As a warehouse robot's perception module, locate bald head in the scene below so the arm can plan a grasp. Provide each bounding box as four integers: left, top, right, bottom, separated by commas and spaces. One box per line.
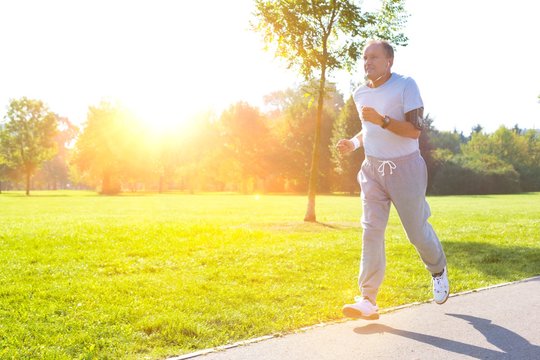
363, 40, 394, 86
364, 40, 394, 60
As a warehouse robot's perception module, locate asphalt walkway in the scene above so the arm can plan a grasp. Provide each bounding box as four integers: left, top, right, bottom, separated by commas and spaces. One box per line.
172, 276, 540, 360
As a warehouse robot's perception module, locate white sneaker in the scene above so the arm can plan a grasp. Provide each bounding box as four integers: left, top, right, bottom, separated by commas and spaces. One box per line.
432, 267, 450, 304
342, 296, 379, 320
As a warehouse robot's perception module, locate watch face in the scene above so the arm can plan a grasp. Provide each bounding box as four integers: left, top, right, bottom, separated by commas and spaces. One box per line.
382, 116, 390, 128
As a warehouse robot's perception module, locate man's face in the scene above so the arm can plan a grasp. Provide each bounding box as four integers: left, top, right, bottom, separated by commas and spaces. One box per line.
363, 43, 392, 81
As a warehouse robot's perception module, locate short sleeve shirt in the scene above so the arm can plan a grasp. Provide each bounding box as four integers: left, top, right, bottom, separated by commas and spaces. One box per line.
353, 73, 423, 159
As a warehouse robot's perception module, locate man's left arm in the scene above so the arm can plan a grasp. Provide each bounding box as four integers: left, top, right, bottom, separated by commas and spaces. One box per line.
361, 106, 424, 139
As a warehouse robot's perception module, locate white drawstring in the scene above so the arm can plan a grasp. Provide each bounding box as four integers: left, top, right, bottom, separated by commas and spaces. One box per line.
377, 160, 396, 176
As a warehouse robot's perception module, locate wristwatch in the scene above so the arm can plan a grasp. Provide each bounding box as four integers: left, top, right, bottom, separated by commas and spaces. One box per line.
381, 115, 391, 129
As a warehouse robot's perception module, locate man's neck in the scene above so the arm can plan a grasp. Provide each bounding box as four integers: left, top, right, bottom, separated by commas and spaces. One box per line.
368, 72, 392, 88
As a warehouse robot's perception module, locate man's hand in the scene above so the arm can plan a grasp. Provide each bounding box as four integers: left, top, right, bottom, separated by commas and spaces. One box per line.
336, 139, 355, 156
361, 106, 384, 126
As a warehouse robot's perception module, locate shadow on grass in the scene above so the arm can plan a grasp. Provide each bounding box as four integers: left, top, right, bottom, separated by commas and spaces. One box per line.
315, 221, 345, 229
428, 192, 540, 199
354, 312, 540, 359
443, 241, 540, 279
0, 191, 96, 198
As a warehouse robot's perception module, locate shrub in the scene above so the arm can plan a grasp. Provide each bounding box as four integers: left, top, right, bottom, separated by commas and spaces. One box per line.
430, 153, 520, 195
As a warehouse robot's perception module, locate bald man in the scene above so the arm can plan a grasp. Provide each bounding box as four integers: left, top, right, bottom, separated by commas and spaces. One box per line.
337, 40, 449, 320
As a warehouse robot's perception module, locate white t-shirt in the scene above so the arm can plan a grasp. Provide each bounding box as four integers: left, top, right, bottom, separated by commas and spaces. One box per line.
353, 73, 423, 159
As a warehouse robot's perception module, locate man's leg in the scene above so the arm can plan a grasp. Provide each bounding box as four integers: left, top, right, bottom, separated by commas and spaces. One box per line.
358, 161, 391, 303
388, 154, 446, 274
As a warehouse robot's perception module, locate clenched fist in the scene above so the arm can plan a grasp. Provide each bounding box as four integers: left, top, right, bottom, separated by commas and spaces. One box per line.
336, 139, 355, 156
361, 106, 384, 125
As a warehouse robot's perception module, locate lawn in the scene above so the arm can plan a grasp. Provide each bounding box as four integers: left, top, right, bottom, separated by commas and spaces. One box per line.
0, 191, 539, 359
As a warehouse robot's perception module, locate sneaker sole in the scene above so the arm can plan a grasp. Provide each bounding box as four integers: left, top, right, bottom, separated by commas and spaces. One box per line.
435, 291, 450, 305
342, 306, 379, 320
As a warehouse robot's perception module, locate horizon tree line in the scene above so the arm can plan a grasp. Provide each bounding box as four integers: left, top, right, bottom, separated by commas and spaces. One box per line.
1, 87, 539, 197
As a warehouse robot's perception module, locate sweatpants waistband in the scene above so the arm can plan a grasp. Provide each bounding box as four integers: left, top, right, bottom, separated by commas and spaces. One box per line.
365, 150, 421, 164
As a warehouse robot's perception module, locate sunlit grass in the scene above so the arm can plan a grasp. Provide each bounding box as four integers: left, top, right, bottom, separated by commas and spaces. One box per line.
0, 191, 539, 359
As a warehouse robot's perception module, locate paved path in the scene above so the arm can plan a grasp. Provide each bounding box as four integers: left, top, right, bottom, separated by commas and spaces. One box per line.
173, 277, 540, 360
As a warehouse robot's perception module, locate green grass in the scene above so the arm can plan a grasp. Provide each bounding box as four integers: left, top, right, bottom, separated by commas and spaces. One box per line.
0, 191, 539, 359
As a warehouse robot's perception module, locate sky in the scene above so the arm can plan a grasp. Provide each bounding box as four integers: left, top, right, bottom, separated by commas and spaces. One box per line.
1, 0, 539, 134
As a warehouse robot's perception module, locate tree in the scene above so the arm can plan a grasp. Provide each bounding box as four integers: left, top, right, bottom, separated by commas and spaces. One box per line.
254, 0, 408, 222
34, 117, 79, 190
219, 102, 274, 193
428, 129, 463, 154
521, 129, 540, 191
0, 98, 58, 195
264, 82, 343, 193
0, 156, 9, 193
463, 126, 539, 191
175, 111, 222, 193
417, 114, 438, 192
330, 96, 363, 194
430, 152, 520, 195
150, 131, 181, 193
72, 101, 146, 195
264, 88, 315, 192
471, 124, 484, 135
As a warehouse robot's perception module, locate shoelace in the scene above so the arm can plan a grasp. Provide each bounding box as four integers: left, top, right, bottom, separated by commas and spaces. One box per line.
432, 272, 446, 293
354, 296, 365, 302
354, 296, 377, 307
377, 160, 396, 176
433, 277, 444, 293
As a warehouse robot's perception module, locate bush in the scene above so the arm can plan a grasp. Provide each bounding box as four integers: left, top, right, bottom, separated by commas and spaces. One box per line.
430, 153, 521, 195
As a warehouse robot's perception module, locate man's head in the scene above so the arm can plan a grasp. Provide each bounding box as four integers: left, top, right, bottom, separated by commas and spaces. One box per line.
363, 40, 394, 82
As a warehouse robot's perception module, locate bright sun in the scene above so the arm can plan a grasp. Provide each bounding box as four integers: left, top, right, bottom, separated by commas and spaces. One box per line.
122, 84, 209, 134
129, 100, 190, 132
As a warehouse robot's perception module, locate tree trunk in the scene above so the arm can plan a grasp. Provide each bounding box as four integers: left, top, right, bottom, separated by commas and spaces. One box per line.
101, 170, 120, 195
159, 175, 164, 193
25, 171, 30, 196
304, 64, 327, 222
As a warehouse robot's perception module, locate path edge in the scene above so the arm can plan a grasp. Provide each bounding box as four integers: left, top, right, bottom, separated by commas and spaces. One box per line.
167, 275, 540, 360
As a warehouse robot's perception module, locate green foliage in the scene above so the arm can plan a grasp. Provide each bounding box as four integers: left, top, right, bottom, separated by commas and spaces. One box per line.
417, 114, 437, 191
430, 153, 520, 195
253, 0, 407, 79
176, 112, 223, 193
520, 129, 540, 190
371, 0, 409, 45
254, 0, 408, 221
462, 126, 540, 191
0, 163, 11, 193
34, 117, 79, 190
428, 129, 463, 154
264, 87, 316, 190
0, 97, 58, 195
265, 82, 343, 192
72, 102, 150, 195
427, 124, 540, 195
219, 102, 273, 192
0, 192, 539, 358
330, 96, 363, 193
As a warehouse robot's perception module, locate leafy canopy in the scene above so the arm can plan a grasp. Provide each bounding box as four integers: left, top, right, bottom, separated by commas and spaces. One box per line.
254, 0, 408, 79
0, 97, 57, 172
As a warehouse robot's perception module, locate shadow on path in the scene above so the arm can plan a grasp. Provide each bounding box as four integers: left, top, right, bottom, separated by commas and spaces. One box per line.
354, 314, 540, 359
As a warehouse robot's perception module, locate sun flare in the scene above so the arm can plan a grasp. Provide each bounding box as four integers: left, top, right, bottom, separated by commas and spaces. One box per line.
123, 93, 201, 134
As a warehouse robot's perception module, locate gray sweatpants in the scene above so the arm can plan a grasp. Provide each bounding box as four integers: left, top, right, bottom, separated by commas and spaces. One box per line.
357, 150, 446, 302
